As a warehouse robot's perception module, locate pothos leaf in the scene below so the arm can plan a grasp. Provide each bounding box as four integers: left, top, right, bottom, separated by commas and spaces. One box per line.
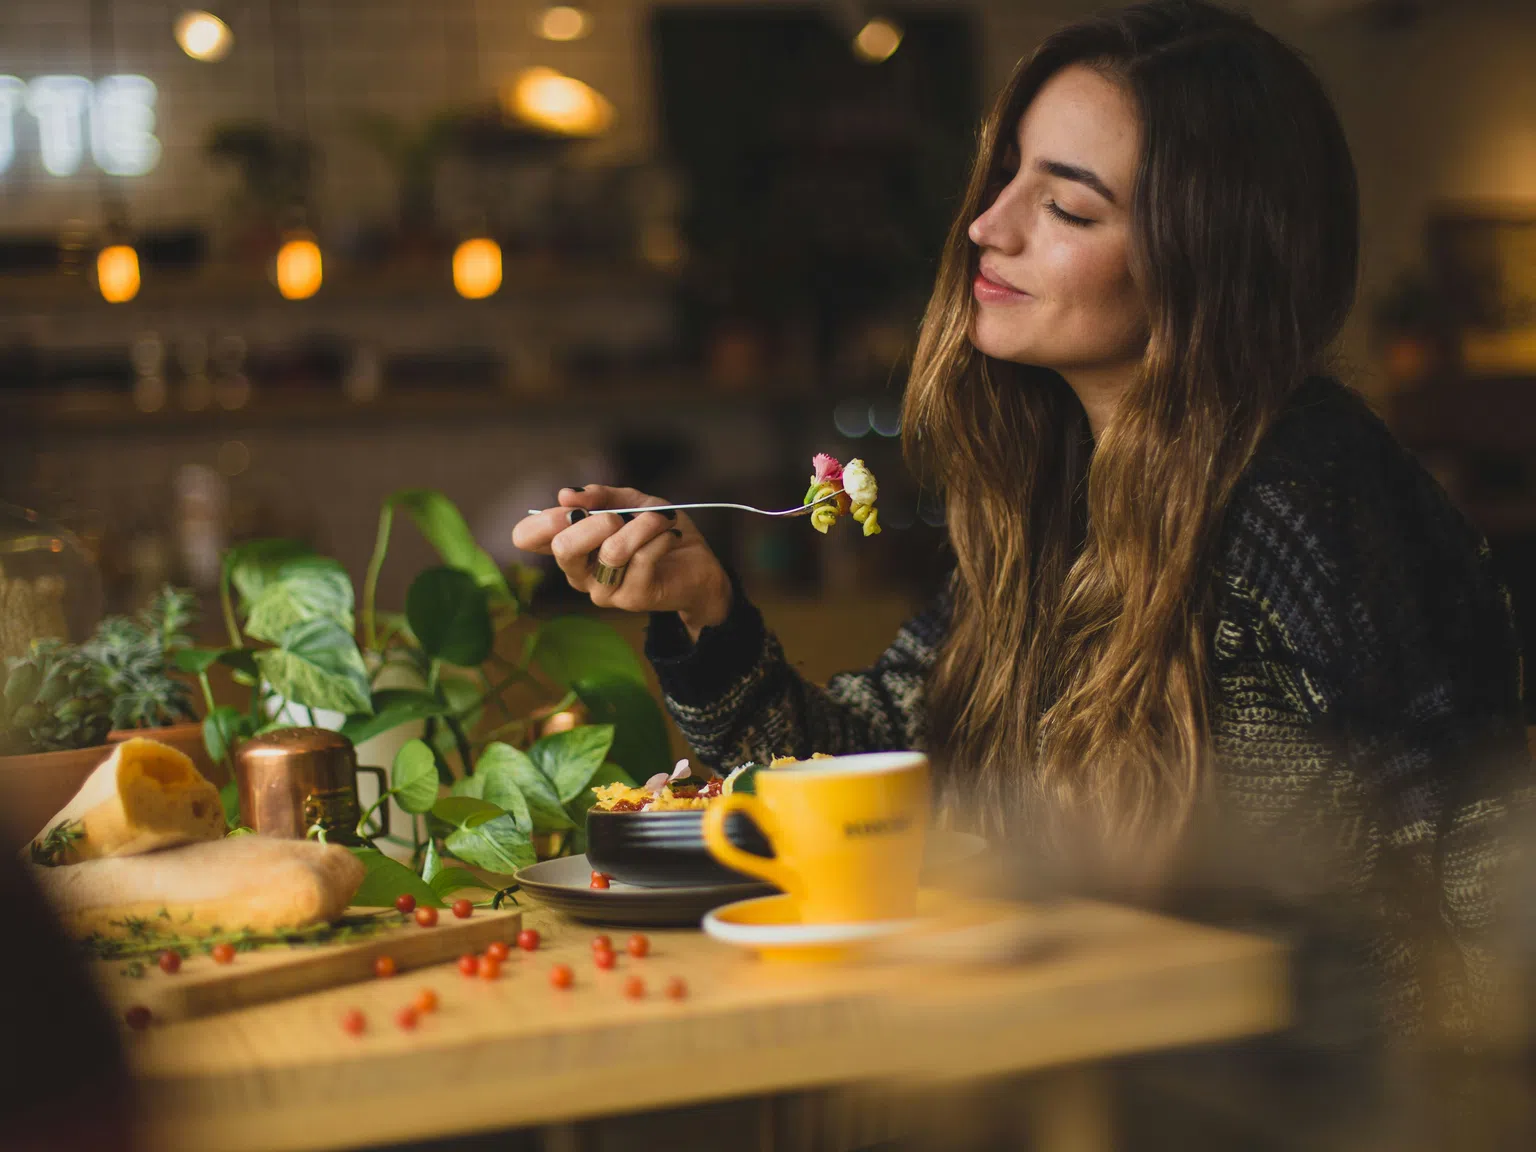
531, 617, 646, 688
431, 795, 504, 827
386, 488, 513, 606
421, 837, 443, 885
348, 848, 443, 908
243, 557, 356, 642
530, 724, 616, 805
445, 817, 534, 876
254, 618, 372, 714
429, 867, 490, 899
405, 567, 493, 667
339, 689, 448, 748
477, 742, 572, 832
391, 739, 439, 815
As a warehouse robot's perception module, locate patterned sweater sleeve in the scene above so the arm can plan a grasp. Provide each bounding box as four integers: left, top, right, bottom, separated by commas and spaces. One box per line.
1216, 414, 1529, 1037
643, 572, 951, 772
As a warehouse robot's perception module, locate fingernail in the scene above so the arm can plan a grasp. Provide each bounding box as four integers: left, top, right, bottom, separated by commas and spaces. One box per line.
564, 485, 587, 492
669, 528, 683, 539
567, 509, 588, 524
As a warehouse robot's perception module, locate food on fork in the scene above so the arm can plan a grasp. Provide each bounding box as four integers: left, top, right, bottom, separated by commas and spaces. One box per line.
804, 455, 880, 536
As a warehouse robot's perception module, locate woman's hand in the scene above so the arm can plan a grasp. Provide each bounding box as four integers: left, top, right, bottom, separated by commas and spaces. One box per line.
511, 486, 732, 640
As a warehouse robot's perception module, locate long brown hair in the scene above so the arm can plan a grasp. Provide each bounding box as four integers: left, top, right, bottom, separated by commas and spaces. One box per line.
906, 0, 1359, 866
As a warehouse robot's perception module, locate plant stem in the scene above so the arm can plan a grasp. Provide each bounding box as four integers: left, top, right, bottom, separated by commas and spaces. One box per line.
478, 716, 529, 745
477, 669, 515, 719
466, 669, 532, 721
362, 503, 395, 653
356, 787, 395, 839
303, 705, 318, 728
197, 671, 216, 715
218, 561, 241, 649
444, 712, 475, 777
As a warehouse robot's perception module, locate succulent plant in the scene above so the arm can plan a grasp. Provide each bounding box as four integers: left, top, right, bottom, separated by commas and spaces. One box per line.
78, 585, 199, 731
0, 639, 114, 755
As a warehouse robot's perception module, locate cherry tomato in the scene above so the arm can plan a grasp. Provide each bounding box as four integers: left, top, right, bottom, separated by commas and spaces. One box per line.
395, 1005, 419, 1031
517, 929, 540, 952
374, 955, 397, 979
594, 948, 617, 971
624, 975, 645, 1000
414, 906, 438, 928
590, 870, 605, 883
591, 935, 612, 952
413, 988, 439, 1014
395, 893, 417, 915
124, 1005, 152, 1031
211, 942, 237, 965
626, 934, 650, 959
341, 1009, 366, 1036
157, 950, 182, 975
478, 956, 502, 980
590, 873, 610, 890
549, 963, 574, 990
458, 953, 480, 977
485, 940, 510, 962
452, 899, 473, 919
665, 977, 688, 1001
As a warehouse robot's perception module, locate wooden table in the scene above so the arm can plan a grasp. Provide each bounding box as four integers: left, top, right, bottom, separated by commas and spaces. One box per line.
126, 899, 1287, 1152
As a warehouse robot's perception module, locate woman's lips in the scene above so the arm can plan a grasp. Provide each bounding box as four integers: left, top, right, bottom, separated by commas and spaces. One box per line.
972, 269, 1030, 304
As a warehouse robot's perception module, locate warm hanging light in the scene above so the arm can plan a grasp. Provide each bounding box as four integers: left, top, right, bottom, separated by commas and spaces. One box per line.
174, 11, 234, 62
536, 6, 591, 42
453, 237, 502, 299
853, 18, 902, 63
505, 67, 614, 137
96, 244, 140, 303
275, 234, 322, 300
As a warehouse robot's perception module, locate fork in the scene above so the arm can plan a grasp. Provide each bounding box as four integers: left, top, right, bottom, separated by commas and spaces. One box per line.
527, 491, 840, 519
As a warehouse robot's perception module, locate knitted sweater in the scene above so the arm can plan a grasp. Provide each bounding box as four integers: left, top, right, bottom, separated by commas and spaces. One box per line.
645, 376, 1529, 1036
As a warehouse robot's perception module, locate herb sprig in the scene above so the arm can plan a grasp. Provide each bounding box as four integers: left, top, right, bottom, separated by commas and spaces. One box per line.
79, 910, 398, 962
29, 820, 84, 867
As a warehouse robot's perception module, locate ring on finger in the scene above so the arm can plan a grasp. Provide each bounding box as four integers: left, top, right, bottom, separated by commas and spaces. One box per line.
592, 557, 627, 587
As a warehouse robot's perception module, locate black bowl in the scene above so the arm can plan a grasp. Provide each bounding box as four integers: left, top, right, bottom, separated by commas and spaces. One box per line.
585, 807, 774, 888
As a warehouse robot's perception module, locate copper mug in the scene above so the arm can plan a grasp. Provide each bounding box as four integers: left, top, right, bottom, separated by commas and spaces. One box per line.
235, 727, 389, 844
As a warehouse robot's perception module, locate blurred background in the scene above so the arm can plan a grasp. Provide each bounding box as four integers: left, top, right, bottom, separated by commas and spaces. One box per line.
0, 0, 1534, 707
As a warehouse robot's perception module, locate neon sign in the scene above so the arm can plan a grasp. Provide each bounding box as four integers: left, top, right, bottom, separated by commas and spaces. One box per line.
0, 74, 161, 177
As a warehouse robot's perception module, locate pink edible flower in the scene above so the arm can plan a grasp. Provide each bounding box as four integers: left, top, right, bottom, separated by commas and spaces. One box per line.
811, 453, 843, 486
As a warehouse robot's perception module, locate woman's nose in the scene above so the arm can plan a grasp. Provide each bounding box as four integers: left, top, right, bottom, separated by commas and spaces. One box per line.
968, 185, 1024, 254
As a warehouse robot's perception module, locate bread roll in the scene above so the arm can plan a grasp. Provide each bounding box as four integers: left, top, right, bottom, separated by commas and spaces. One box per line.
29, 737, 224, 865
32, 834, 366, 937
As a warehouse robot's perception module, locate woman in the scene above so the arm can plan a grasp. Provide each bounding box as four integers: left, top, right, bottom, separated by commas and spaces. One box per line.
515, 0, 1527, 1038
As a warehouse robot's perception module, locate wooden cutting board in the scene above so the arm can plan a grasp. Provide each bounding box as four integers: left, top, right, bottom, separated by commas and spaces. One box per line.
95, 906, 521, 1023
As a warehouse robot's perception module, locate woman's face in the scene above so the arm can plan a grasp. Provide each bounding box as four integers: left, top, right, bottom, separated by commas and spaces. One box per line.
968, 65, 1146, 375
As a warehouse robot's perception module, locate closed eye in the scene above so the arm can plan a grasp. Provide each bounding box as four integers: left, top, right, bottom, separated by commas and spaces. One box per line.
1046, 200, 1093, 228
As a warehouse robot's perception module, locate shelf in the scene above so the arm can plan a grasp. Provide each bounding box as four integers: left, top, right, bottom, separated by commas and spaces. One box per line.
0, 380, 825, 435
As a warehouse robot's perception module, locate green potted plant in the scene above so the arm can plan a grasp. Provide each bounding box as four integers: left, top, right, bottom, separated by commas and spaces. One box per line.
78, 586, 217, 781
0, 638, 116, 853
178, 488, 674, 909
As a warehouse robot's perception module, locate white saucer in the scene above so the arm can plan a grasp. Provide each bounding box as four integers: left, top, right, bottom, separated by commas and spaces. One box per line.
702, 892, 922, 962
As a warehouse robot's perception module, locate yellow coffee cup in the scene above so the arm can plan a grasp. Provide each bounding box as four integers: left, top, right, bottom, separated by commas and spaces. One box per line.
702, 751, 929, 923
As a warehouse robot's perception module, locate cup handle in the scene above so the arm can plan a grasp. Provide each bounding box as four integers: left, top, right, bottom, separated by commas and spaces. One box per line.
356, 766, 391, 837
702, 793, 801, 897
